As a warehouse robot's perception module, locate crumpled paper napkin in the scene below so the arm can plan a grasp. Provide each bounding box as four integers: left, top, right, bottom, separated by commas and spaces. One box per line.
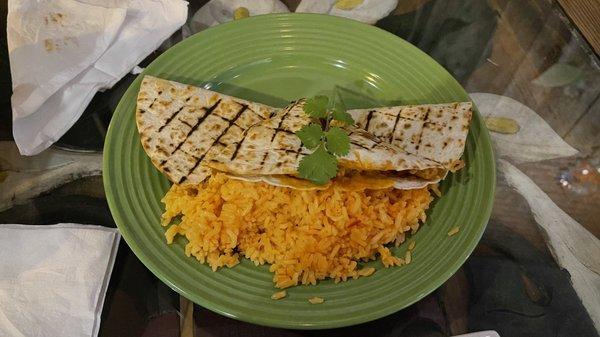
8, 0, 188, 155
0, 224, 120, 337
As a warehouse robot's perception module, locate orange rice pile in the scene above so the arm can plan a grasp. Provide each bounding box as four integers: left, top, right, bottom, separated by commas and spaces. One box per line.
162, 173, 432, 288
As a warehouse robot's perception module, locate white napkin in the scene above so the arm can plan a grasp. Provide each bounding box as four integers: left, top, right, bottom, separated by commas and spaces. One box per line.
8, 0, 188, 155
0, 224, 120, 337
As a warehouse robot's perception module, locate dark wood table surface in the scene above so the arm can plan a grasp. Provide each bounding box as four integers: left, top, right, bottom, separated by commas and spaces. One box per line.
0, 1, 598, 336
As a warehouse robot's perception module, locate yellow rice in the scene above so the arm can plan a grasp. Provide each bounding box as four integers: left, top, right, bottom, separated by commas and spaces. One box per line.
271, 290, 287, 300
308, 297, 325, 304
448, 226, 460, 236
161, 173, 432, 289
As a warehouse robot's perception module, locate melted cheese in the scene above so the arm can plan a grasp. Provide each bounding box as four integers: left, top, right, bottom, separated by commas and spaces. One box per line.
335, 174, 396, 191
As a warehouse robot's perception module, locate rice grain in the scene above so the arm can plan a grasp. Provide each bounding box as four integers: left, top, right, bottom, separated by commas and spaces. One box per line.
308, 297, 324, 304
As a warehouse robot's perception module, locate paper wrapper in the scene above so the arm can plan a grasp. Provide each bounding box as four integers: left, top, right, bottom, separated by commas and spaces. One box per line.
0, 224, 120, 337
8, 0, 188, 155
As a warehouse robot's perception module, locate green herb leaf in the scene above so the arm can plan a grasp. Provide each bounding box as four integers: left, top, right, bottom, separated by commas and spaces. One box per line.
331, 110, 355, 125
296, 123, 324, 150
298, 146, 338, 185
325, 127, 350, 156
297, 92, 352, 184
303, 96, 329, 118
329, 87, 346, 113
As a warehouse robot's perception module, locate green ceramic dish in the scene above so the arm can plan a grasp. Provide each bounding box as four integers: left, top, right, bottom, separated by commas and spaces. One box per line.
103, 13, 495, 329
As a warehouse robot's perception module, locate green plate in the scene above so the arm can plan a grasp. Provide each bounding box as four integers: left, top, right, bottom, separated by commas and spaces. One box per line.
104, 14, 495, 329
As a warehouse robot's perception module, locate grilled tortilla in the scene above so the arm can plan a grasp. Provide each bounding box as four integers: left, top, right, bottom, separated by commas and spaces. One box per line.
136, 76, 276, 184
136, 76, 472, 188
349, 102, 472, 170
205, 101, 444, 175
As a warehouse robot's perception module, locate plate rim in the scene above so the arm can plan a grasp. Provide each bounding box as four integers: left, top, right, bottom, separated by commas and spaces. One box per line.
103, 13, 496, 329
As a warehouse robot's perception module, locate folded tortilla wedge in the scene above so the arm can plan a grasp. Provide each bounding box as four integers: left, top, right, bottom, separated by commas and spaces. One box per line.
348, 102, 472, 170
135, 76, 472, 189
136, 76, 276, 185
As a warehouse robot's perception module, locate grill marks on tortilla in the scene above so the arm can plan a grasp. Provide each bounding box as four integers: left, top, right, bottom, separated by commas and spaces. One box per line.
229, 131, 246, 160
364, 110, 376, 131
206, 101, 443, 176
207, 102, 308, 174
227, 104, 295, 162
177, 101, 267, 183
135, 76, 276, 185
167, 99, 222, 160
260, 104, 294, 166
350, 102, 473, 167
167, 99, 222, 183
389, 111, 402, 144
158, 103, 191, 132
179, 104, 249, 184
413, 107, 430, 152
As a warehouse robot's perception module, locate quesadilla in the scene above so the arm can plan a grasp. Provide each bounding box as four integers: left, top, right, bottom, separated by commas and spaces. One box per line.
136, 76, 276, 184
135, 76, 473, 189
205, 101, 443, 175
348, 102, 472, 171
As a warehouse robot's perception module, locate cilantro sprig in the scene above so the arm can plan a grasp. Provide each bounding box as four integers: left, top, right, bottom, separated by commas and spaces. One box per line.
296, 94, 354, 185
